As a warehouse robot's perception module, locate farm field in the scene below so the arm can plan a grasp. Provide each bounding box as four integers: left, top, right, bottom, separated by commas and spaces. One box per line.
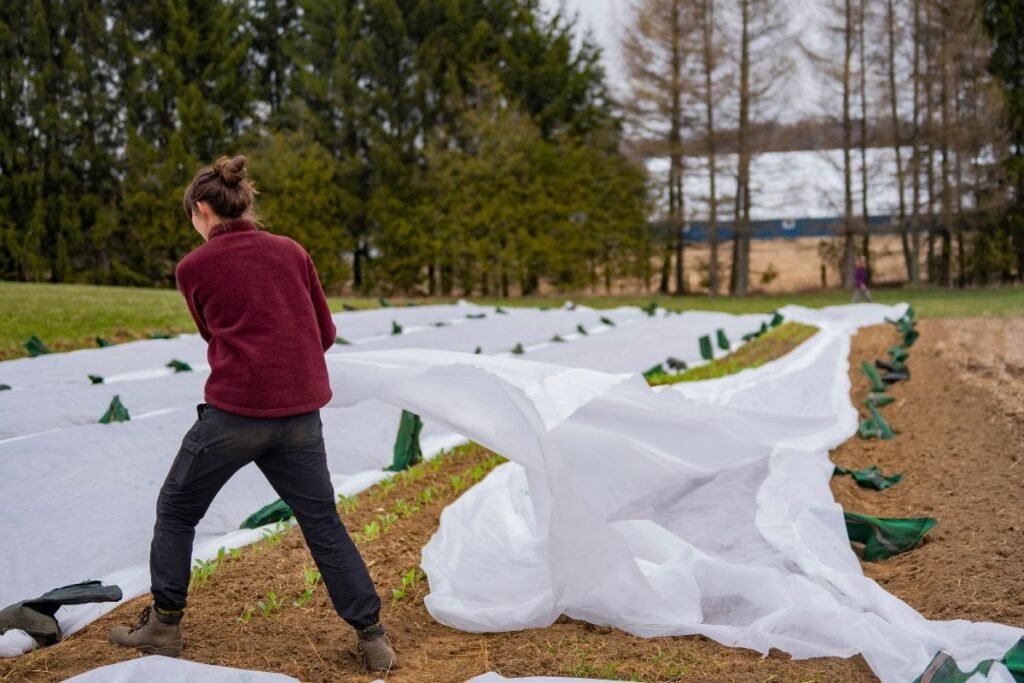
2, 280, 1022, 360
0, 298, 1021, 683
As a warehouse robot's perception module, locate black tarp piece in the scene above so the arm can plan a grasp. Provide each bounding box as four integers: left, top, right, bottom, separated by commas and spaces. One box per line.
0, 581, 122, 646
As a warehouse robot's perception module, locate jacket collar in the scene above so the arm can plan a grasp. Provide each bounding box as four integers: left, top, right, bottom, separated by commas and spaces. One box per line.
208, 218, 257, 240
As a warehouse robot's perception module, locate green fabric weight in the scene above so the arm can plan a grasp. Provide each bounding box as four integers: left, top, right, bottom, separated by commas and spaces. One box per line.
716, 329, 731, 351
844, 511, 937, 561
88, 375, 104, 385
699, 335, 714, 361
770, 312, 784, 327
550, 335, 566, 343
378, 298, 392, 307
912, 637, 1023, 683
643, 364, 665, 381
96, 337, 113, 348
576, 324, 588, 336
859, 402, 896, 440
495, 306, 508, 315
166, 359, 192, 373
388, 410, 424, 472
833, 465, 903, 490
867, 393, 895, 408
99, 395, 131, 424
889, 346, 909, 364
642, 302, 658, 317
902, 328, 920, 348
342, 303, 357, 311
466, 313, 486, 320
240, 498, 293, 530
391, 321, 403, 335
334, 336, 351, 346
149, 332, 172, 340
600, 316, 615, 327
512, 343, 525, 355
861, 361, 886, 393
23, 335, 51, 357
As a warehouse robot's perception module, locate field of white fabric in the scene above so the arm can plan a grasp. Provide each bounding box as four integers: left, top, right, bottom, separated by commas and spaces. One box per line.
1, 302, 1020, 682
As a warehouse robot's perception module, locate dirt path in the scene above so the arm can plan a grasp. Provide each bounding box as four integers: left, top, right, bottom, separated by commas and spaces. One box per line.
3, 318, 1020, 682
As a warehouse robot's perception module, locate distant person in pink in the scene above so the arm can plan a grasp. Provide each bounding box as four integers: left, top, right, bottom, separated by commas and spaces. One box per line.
852, 255, 871, 303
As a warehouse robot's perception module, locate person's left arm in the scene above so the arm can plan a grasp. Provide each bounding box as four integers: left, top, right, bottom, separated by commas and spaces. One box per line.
305, 253, 337, 352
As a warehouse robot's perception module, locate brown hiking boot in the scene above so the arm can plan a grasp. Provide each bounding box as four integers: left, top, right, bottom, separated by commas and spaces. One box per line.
357, 624, 398, 671
108, 605, 183, 657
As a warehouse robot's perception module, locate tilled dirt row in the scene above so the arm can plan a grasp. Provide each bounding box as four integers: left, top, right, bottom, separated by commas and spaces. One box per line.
4, 319, 1020, 682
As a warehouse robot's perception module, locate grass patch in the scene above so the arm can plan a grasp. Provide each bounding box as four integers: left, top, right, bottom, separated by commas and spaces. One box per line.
2, 280, 1020, 359
646, 322, 819, 386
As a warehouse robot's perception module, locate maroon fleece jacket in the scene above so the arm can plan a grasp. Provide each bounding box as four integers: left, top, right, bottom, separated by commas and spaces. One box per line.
175, 219, 337, 417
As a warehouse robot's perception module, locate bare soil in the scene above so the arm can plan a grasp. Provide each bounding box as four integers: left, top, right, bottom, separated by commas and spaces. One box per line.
2, 318, 1020, 683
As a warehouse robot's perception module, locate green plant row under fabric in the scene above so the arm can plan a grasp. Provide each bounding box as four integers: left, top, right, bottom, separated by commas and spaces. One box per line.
98, 395, 130, 424
833, 465, 903, 490
646, 322, 819, 387
913, 637, 1024, 683
843, 511, 937, 561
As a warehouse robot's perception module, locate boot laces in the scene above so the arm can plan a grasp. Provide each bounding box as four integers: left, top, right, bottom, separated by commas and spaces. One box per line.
129, 606, 152, 633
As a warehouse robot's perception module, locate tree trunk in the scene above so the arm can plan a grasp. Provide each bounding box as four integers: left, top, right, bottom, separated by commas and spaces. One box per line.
669, 0, 686, 295
909, 0, 923, 284
887, 0, 912, 282
858, 0, 871, 279
701, 0, 719, 296
732, 0, 752, 296
842, 0, 856, 288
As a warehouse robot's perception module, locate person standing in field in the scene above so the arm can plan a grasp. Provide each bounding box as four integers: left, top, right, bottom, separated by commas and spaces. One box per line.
852, 255, 872, 303
108, 155, 397, 672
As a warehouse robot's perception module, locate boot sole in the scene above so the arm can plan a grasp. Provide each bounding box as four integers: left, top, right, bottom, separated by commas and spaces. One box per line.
135, 643, 183, 657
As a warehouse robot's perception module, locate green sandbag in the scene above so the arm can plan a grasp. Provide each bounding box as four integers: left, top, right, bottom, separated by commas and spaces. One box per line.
88, 375, 104, 385
859, 402, 896, 440
576, 324, 588, 336
741, 331, 759, 342
643, 364, 665, 381
433, 321, 448, 327
770, 311, 784, 327
149, 332, 172, 340
551, 335, 566, 343
342, 303, 357, 311
867, 393, 895, 407
388, 410, 423, 472
379, 298, 392, 307
716, 329, 731, 351
699, 335, 714, 361
902, 328, 920, 348
391, 321, 403, 335
833, 465, 903, 490
241, 498, 294, 529
495, 306, 508, 315
466, 313, 486, 320
844, 511, 937, 561
0, 384, 10, 391
512, 343, 525, 355
335, 336, 351, 345
24, 335, 51, 357
96, 337, 113, 348
642, 302, 658, 317
600, 316, 615, 327
889, 346, 909, 364
861, 361, 886, 393
166, 359, 192, 373
99, 395, 131, 424
474, 346, 482, 354
912, 637, 1024, 683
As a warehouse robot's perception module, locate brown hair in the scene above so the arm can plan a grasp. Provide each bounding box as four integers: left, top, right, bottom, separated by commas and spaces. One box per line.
182, 155, 259, 223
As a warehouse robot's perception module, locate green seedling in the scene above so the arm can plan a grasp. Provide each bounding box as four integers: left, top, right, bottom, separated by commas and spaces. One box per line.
377, 512, 399, 534
229, 548, 242, 561
260, 522, 288, 548
358, 520, 381, 543
237, 606, 255, 624
450, 474, 466, 493
391, 588, 406, 603
576, 324, 588, 336
303, 566, 322, 587
293, 589, 315, 608
512, 343, 525, 355
391, 499, 419, 518
189, 558, 218, 590
256, 591, 284, 617
416, 486, 436, 506
337, 494, 359, 514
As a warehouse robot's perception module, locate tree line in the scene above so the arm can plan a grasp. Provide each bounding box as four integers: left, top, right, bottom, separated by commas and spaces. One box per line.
622, 0, 1024, 294
0, 1, 650, 295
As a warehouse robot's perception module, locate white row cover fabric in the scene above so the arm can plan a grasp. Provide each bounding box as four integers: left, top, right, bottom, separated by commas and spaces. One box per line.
322, 304, 1021, 683
63, 656, 299, 682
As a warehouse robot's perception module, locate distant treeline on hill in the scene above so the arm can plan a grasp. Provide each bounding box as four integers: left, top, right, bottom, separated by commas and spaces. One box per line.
0, 1, 650, 296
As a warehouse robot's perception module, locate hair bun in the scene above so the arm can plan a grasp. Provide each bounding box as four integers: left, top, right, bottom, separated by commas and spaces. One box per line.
214, 155, 247, 187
